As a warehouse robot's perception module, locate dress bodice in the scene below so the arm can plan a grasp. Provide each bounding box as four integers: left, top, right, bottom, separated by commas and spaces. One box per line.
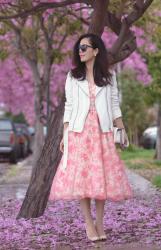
88, 81, 96, 111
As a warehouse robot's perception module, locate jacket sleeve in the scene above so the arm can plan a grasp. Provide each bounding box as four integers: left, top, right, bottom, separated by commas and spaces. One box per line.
63, 71, 73, 124
111, 70, 122, 121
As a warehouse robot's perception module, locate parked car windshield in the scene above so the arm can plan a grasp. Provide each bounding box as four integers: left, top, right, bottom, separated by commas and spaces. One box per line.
0, 120, 12, 130
15, 123, 29, 133
14, 125, 22, 131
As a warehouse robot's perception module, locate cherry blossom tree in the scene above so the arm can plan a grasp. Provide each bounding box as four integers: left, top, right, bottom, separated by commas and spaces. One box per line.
0, 0, 154, 218
0, 3, 82, 168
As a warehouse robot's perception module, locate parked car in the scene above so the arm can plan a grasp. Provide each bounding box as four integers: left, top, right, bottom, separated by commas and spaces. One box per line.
141, 126, 158, 149
0, 119, 21, 163
14, 123, 32, 158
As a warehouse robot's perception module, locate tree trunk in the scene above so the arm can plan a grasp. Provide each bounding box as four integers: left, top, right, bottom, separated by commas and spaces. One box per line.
31, 71, 45, 168
22, 58, 46, 168
156, 103, 161, 160
32, 59, 53, 167
32, 119, 45, 168
128, 128, 132, 145
133, 126, 139, 146
17, 93, 65, 218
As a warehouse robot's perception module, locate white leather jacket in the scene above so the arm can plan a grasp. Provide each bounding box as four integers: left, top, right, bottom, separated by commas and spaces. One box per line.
63, 70, 122, 133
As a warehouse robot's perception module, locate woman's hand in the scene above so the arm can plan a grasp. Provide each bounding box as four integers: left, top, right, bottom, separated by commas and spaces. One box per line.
113, 117, 129, 150
60, 122, 69, 153
59, 138, 64, 153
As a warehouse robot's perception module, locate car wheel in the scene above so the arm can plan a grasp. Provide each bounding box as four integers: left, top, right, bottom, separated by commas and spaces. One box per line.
9, 150, 18, 164
21, 144, 26, 158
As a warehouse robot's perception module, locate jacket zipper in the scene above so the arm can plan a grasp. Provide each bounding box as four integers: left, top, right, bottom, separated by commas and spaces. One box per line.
73, 86, 79, 130
106, 87, 112, 130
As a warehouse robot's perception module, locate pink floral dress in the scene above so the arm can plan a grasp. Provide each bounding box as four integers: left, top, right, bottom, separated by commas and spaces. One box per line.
49, 80, 133, 201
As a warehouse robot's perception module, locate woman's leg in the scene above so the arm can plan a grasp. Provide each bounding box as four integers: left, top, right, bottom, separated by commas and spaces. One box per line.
95, 199, 106, 237
80, 198, 99, 239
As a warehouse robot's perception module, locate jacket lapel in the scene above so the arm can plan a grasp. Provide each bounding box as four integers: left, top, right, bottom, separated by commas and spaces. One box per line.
76, 79, 104, 97
76, 80, 89, 96
95, 85, 104, 96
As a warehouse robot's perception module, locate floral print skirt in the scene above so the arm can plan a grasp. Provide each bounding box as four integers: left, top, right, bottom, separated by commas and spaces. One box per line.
49, 109, 133, 201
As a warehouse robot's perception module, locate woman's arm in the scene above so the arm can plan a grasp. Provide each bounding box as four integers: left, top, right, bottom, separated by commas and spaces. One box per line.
111, 70, 124, 128
63, 71, 73, 135
111, 70, 129, 148
60, 72, 72, 152
63, 122, 69, 137
60, 121, 69, 153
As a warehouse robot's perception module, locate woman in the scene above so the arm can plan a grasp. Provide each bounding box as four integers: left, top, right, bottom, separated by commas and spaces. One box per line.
49, 33, 133, 242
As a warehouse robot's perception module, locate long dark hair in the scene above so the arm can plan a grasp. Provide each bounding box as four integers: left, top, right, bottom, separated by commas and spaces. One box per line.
71, 33, 112, 86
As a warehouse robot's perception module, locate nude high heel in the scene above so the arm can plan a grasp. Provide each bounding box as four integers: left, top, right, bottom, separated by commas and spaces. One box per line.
85, 224, 100, 242
94, 222, 107, 241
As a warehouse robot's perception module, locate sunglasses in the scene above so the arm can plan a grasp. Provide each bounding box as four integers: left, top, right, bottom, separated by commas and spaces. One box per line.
78, 44, 93, 52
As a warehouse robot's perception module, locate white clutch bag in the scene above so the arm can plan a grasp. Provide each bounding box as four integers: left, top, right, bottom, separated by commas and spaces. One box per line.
113, 127, 129, 147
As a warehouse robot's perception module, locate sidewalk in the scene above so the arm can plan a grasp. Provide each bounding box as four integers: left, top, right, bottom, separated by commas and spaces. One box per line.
0, 157, 161, 249
0, 156, 32, 202
0, 156, 160, 201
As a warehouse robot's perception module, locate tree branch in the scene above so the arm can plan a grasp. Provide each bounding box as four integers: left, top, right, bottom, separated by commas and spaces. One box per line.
126, 0, 154, 25
105, 11, 121, 35
39, 14, 51, 49
0, 0, 92, 20
0, 0, 154, 66
108, 33, 136, 64
88, 0, 109, 35
107, 0, 154, 64
67, 8, 89, 26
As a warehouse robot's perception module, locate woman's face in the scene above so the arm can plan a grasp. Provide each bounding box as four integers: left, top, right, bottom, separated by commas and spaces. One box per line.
79, 38, 98, 63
